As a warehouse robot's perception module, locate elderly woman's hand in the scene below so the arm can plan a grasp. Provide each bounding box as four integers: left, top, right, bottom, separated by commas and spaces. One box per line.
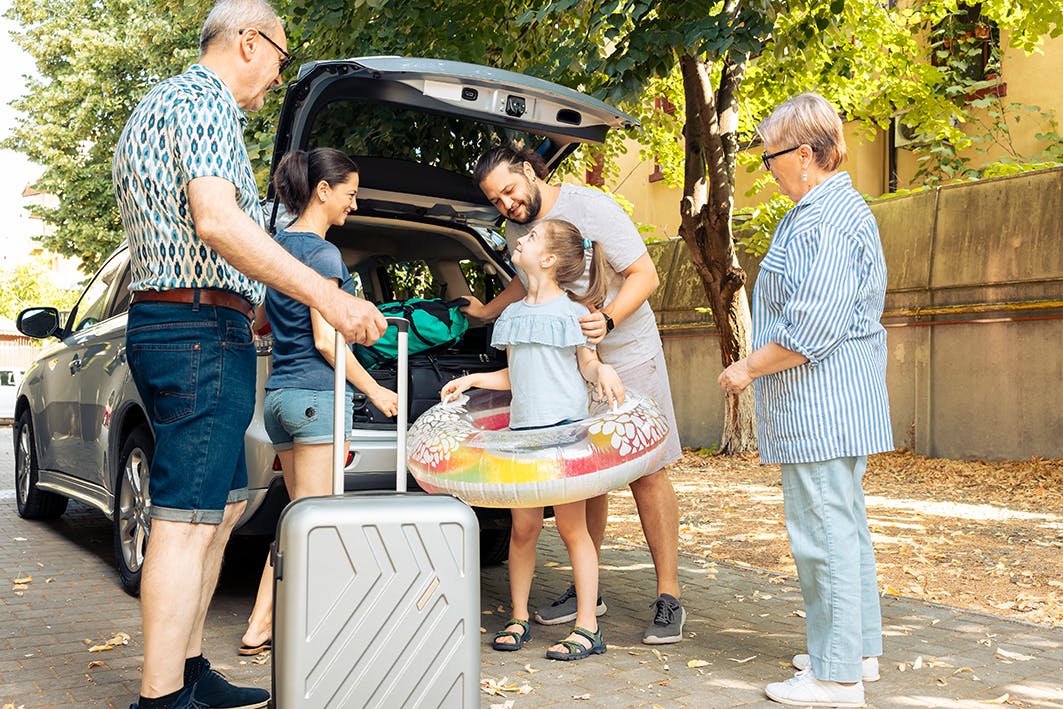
718, 358, 755, 395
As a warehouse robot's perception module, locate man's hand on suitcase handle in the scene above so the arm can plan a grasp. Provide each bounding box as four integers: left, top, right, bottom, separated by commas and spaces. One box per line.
319, 291, 388, 345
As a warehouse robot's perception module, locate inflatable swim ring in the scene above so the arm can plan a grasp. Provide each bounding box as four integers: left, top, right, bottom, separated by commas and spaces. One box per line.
407, 389, 670, 508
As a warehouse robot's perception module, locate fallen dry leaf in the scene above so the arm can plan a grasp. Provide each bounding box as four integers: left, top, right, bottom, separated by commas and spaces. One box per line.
523, 663, 540, 674
984, 693, 1010, 704
572, 694, 590, 700
729, 655, 757, 664
88, 644, 113, 653
87, 660, 106, 669
489, 701, 514, 709
13, 575, 31, 584
687, 659, 710, 668
994, 648, 1035, 662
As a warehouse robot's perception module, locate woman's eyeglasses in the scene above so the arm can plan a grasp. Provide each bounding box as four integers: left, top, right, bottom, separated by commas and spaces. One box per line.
756, 144, 812, 171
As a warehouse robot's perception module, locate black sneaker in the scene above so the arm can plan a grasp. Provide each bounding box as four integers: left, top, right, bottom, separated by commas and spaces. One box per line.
533, 584, 608, 626
642, 593, 686, 644
190, 657, 269, 708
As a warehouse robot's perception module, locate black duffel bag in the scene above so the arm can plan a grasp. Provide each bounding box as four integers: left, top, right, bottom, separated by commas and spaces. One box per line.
352, 350, 505, 424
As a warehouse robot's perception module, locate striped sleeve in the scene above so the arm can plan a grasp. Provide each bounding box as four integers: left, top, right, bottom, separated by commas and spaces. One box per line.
772, 223, 865, 364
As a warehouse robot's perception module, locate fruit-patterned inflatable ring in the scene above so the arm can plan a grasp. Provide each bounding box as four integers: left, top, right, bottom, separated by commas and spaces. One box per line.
407, 388, 670, 508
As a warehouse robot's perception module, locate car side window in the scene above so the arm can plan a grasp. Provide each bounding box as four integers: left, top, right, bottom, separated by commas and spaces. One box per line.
70, 251, 126, 333
0, 371, 15, 387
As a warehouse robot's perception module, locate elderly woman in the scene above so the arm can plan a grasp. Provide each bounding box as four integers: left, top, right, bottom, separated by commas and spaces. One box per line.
719, 93, 892, 707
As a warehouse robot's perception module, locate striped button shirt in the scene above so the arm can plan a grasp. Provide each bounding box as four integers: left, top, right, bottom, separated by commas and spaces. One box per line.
752, 172, 893, 464
113, 64, 266, 305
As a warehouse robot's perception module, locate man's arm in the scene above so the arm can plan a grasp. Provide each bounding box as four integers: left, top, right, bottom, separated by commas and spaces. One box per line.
187, 176, 386, 345
460, 276, 526, 322
579, 252, 660, 344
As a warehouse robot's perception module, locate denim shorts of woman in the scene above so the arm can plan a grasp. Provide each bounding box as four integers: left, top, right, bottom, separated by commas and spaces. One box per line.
263, 388, 355, 449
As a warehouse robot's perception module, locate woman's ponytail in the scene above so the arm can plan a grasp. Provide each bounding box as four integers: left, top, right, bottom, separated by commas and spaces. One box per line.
272, 149, 311, 215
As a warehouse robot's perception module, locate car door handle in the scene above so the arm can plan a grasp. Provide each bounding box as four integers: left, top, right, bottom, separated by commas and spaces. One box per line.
69, 356, 83, 374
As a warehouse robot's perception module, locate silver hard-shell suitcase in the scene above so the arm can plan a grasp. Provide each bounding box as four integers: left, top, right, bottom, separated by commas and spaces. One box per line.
272, 317, 480, 708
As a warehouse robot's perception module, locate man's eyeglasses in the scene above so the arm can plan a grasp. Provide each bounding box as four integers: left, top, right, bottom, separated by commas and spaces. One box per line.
761, 145, 814, 170
239, 28, 293, 74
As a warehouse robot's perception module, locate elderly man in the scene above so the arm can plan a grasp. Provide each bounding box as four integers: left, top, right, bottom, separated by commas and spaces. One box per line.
112, 2, 385, 708
464, 146, 686, 645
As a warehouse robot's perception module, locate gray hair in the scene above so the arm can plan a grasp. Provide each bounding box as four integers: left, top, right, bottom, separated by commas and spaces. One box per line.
757, 93, 847, 171
199, 0, 280, 55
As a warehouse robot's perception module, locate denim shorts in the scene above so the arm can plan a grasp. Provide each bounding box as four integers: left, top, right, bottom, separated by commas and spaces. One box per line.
126, 301, 256, 524
264, 387, 354, 449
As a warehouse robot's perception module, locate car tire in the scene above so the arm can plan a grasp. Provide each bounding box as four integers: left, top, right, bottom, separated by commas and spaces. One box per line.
479, 527, 511, 566
113, 425, 153, 597
13, 410, 68, 519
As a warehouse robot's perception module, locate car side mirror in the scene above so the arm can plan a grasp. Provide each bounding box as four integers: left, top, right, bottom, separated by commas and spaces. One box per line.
16, 307, 62, 339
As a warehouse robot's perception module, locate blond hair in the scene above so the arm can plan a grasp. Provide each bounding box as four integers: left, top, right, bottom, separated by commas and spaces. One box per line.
540, 219, 609, 310
757, 93, 847, 171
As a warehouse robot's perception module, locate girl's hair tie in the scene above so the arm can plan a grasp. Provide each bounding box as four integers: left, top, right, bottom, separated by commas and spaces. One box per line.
583, 238, 592, 250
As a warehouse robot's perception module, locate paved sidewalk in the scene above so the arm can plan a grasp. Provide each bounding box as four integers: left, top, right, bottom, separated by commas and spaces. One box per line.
1, 497, 1061, 709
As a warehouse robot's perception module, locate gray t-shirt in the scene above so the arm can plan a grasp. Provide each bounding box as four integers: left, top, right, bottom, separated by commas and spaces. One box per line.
505, 184, 662, 370
491, 294, 594, 429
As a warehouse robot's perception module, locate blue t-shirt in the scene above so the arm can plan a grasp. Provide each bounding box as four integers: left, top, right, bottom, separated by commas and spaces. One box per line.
491, 294, 594, 429
265, 231, 355, 392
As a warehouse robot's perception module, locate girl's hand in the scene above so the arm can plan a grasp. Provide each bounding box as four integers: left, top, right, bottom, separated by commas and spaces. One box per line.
441, 375, 472, 402
579, 306, 608, 345
369, 387, 398, 418
596, 364, 626, 408
718, 358, 754, 395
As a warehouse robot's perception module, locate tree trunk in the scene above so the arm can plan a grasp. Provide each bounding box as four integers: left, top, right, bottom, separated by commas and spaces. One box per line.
676, 53, 757, 454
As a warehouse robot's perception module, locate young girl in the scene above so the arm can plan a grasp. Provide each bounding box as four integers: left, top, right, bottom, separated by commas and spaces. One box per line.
239, 147, 398, 655
441, 219, 623, 661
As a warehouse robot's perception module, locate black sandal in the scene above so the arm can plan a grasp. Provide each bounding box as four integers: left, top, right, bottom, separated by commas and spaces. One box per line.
545, 626, 606, 661
492, 618, 531, 651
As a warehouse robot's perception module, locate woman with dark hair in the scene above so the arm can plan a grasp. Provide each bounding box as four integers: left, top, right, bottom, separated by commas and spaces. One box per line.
718, 93, 892, 707
239, 147, 397, 654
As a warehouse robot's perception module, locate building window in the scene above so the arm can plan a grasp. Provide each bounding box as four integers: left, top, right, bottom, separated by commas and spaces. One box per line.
932, 2, 1004, 96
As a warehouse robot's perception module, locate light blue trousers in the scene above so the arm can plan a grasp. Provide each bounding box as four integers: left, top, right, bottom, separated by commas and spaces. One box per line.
781, 455, 883, 682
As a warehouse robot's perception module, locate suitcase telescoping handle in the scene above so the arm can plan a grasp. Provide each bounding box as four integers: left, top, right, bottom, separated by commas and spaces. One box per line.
331, 317, 409, 495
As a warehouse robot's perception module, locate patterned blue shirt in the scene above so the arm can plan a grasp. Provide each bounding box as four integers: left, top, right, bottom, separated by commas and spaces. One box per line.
113, 64, 266, 305
752, 172, 893, 464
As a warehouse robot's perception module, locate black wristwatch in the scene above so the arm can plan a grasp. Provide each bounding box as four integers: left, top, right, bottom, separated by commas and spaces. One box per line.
603, 312, 615, 333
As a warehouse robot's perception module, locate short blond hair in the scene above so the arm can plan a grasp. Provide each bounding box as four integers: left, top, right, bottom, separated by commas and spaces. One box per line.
757, 93, 847, 171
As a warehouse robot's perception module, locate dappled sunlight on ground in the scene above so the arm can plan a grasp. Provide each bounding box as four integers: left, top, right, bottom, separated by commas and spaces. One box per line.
605, 450, 1063, 627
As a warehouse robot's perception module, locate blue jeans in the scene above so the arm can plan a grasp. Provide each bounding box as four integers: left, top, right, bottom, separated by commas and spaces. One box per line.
126, 301, 256, 524
781, 455, 882, 682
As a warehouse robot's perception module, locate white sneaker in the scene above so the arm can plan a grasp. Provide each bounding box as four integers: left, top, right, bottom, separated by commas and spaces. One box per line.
766, 669, 865, 707
792, 654, 880, 682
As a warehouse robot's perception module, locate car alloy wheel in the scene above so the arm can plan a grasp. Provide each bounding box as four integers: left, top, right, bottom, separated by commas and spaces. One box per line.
14, 410, 68, 519
114, 425, 152, 595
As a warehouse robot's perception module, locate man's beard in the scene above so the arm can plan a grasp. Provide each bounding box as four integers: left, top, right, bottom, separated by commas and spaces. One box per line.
509, 178, 542, 224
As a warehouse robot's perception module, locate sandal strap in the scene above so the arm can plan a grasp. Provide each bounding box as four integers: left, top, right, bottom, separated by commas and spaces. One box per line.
505, 618, 530, 632
571, 626, 601, 645
555, 640, 586, 655
493, 630, 524, 643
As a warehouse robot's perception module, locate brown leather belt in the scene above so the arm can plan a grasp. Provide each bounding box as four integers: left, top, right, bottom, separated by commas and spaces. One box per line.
131, 288, 254, 320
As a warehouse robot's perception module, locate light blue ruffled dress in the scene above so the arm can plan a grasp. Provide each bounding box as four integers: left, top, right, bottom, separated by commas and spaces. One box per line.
491, 294, 595, 430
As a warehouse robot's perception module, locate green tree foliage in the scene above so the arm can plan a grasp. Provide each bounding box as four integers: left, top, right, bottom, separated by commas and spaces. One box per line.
0, 258, 80, 321
2, 0, 210, 273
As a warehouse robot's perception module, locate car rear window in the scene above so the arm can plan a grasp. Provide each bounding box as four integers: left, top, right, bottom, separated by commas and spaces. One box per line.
307, 99, 544, 176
